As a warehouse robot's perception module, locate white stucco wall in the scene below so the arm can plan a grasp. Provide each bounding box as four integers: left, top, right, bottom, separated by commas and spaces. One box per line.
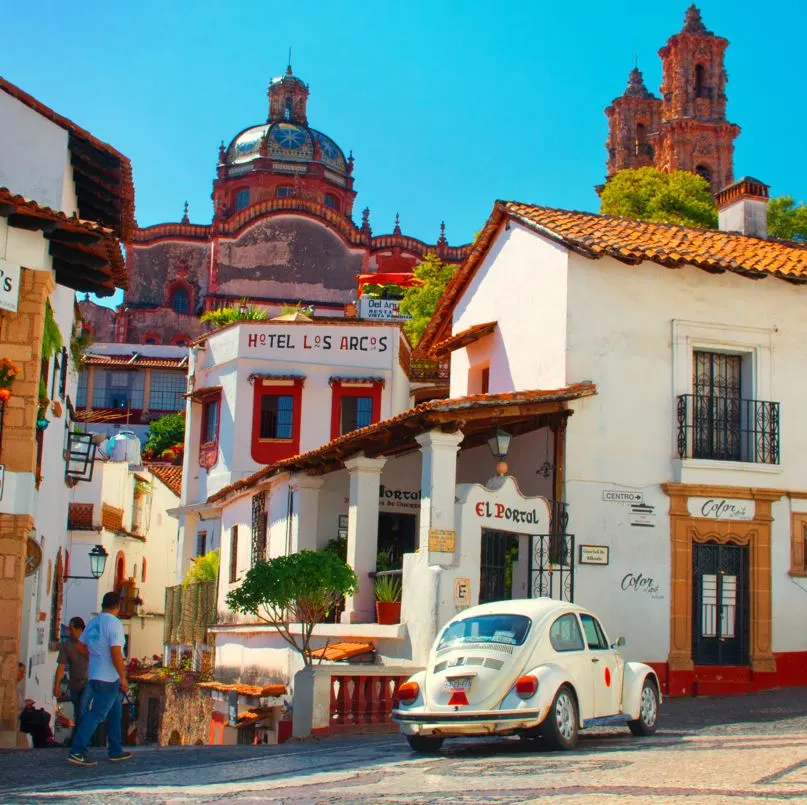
185, 322, 407, 504
0, 89, 74, 212
563, 251, 807, 661
449, 222, 569, 396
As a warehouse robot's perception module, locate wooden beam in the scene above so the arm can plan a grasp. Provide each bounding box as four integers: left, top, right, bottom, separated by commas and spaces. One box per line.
49, 241, 110, 270
46, 228, 102, 246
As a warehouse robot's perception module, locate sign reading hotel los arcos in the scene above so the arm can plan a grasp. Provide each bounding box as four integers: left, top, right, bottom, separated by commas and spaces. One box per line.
687, 497, 755, 521
240, 325, 398, 368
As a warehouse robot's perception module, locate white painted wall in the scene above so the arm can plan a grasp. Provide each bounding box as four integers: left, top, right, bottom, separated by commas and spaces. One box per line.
184, 323, 407, 505
449, 222, 570, 396
563, 251, 807, 661
0, 89, 74, 212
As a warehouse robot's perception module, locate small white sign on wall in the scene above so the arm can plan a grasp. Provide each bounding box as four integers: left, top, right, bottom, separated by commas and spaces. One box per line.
687, 497, 755, 521
0, 259, 21, 313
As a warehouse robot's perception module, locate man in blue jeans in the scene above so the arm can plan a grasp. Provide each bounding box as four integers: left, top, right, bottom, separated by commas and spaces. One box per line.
68, 591, 132, 766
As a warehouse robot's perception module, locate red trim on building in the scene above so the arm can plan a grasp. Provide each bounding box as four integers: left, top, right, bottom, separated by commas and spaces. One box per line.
329, 379, 382, 441
251, 378, 303, 464
647, 653, 807, 698
198, 389, 222, 470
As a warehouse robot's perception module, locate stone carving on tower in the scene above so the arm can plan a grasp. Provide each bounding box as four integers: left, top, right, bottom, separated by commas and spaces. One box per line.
604, 5, 740, 195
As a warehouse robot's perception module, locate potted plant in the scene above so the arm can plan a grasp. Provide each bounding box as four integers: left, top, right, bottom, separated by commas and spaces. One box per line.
36, 377, 50, 430
0, 357, 20, 401
374, 574, 402, 625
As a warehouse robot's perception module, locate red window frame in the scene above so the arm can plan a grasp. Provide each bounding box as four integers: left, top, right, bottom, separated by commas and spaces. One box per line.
199, 391, 221, 469
251, 379, 303, 464
330, 380, 382, 440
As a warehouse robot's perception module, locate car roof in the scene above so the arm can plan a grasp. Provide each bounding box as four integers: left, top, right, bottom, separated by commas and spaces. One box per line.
448, 598, 588, 622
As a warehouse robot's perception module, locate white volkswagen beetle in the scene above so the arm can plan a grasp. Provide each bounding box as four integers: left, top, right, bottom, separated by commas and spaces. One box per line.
393, 598, 660, 753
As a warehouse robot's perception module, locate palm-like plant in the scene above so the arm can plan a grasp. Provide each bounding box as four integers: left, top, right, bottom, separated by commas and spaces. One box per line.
183, 549, 220, 587
200, 299, 268, 329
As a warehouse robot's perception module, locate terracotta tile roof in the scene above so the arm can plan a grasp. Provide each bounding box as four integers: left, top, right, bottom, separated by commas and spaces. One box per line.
419, 201, 807, 353
147, 463, 183, 497
433, 321, 497, 357
197, 681, 287, 698
0, 187, 125, 293
82, 353, 188, 369
0, 78, 135, 240
328, 376, 385, 386
309, 642, 375, 661
209, 383, 596, 504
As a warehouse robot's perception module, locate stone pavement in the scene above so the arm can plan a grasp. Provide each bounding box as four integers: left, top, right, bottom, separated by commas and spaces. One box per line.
1, 688, 807, 804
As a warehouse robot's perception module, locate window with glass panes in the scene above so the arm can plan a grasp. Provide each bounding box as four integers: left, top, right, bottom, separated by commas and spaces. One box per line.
76, 370, 88, 407
259, 395, 294, 439
202, 397, 219, 443
340, 396, 373, 435
149, 371, 185, 411
92, 369, 145, 409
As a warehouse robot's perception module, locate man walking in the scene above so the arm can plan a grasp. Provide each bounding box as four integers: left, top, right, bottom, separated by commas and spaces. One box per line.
54, 617, 88, 736
68, 592, 132, 766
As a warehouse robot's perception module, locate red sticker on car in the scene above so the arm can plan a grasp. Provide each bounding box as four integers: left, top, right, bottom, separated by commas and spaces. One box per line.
604, 667, 611, 687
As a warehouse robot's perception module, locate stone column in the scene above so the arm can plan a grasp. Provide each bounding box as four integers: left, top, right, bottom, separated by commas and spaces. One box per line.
341, 455, 386, 624
289, 474, 324, 553
0, 267, 53, 748
415, 429, 463, 563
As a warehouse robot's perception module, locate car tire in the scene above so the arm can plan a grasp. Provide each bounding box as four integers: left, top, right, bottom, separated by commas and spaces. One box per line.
628, 677, 659, 737
406, 735, 444, 754
542, 685, 578, 750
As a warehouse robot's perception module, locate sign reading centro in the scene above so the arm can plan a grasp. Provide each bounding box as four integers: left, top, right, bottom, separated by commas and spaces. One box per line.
475, 501, 542, 525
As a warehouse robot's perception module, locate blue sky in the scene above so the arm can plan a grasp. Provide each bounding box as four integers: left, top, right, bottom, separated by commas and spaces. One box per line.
4, 0, 805, 305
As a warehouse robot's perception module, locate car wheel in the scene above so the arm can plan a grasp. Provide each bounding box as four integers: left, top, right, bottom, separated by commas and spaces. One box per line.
542, 685, 578, 750
628, 677, 659, 737
406, 735, 444, 754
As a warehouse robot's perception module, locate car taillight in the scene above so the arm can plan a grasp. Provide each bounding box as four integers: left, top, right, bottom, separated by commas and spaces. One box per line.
515, 675, 538, 699
397, 681, 419, 704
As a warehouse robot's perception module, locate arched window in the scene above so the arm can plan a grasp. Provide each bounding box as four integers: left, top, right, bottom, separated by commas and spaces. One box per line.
284, 96, 293, 121
170, 287, 189, 314
114, 551, 126, 591
171, 334, 190, 348
695, 164, 713, 186
141, 558, 147, 583
635, 123, 648, 156
695, 64, 707, 98
276, 186, 294, 198
235, 189, 250, 211
142, 332, 161, 345
324, 193, 339, 211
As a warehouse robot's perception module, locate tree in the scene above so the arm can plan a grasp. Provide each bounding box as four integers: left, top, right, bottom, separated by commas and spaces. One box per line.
144, 412, 185, 458
399, 253, 456, 345
183, 549, 220, 587
600, 167, 718, 229
226, 550, 358, 666
767, 196, 807, 242
200, 299, 268, 328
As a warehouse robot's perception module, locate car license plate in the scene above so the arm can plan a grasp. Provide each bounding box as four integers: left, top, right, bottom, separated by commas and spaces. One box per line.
444, 676, 472, 692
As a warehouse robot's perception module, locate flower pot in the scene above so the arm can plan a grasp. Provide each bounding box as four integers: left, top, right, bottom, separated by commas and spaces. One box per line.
375, 601, 401, 625
0, 388, 11, 402
36, 418, 49, 431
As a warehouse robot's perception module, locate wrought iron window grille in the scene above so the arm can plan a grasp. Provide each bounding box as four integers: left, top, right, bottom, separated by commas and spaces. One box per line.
251, 493, 267, 566
676, 394, 780, 464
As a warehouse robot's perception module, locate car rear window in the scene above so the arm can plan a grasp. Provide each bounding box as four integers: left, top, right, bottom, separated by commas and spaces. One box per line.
437, 614, 531, 650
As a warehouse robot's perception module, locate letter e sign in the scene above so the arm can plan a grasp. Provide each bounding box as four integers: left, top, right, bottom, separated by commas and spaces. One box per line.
454, 577, 471, 609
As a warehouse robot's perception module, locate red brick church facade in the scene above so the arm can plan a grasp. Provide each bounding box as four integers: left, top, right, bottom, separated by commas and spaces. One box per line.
604, 5, 740, 195
81, 65, 469, 346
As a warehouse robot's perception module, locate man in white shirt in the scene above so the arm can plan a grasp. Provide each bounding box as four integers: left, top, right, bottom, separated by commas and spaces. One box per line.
67, 591, 132, 766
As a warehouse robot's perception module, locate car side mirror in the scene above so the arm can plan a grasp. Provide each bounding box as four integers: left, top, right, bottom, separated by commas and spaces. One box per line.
611, 636, 626, 649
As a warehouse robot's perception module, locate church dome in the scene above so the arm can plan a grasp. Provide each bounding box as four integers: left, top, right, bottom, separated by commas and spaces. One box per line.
226, 122, 347, 172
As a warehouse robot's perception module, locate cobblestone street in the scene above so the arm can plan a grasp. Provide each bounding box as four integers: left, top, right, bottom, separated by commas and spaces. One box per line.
1, 689, 807, 804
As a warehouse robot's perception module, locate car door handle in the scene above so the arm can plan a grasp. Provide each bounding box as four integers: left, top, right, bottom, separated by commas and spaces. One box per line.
591, 657, 600, 663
